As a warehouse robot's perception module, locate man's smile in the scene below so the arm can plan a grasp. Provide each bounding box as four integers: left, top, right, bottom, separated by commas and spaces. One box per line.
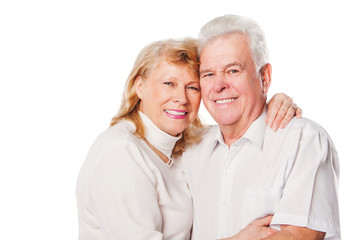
214, 98, 237, 104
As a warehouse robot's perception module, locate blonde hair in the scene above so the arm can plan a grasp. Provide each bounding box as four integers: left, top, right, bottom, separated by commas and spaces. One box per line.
111, 38, 205, 157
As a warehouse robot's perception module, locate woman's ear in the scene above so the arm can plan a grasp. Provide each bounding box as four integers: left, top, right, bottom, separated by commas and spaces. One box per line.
261, 63, 272, 94
134, 76, 144, 99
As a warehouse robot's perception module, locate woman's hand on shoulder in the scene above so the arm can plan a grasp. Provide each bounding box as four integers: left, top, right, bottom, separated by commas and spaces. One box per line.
266, 93, 302, 131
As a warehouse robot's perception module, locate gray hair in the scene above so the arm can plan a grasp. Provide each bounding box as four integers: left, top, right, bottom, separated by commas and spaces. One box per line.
198, 14, 269, 70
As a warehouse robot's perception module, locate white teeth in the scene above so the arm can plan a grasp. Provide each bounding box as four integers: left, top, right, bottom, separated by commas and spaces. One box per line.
216, 98, 235, 104
165, 110, 187, 115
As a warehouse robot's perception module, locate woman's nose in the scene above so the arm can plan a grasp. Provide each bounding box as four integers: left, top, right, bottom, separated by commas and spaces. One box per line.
173, 88, 188, 104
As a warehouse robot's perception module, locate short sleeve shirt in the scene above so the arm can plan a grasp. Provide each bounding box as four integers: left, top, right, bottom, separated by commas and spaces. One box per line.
182, 108, 340, 239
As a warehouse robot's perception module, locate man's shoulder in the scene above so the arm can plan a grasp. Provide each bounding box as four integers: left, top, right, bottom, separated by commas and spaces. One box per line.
268, 117, 335, 152
285, 117, 330, 138
182, 125, 218, 159
203, 124, 219, 137
191, 124, 218, 147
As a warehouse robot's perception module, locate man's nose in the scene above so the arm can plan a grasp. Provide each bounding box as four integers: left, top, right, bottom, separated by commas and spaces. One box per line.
213, 74, 229, 92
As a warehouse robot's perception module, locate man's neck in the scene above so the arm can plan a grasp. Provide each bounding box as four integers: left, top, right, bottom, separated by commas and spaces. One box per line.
220, 103, 265, 147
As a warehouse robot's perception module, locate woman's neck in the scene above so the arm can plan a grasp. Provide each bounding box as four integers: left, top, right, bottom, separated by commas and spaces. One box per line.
142, 138, 171, 165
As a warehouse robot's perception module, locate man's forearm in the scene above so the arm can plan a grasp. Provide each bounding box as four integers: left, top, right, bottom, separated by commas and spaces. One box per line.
262, 231, 298, 240
262, 226, 325, 240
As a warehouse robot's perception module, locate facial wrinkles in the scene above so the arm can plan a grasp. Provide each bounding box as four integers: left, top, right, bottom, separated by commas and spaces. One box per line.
198, 33, 268, 139
209, 64, 246, 101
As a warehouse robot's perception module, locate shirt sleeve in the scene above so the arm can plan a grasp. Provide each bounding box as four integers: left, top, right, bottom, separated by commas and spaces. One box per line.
88, 140, 163, 240
271, 127, 340, 239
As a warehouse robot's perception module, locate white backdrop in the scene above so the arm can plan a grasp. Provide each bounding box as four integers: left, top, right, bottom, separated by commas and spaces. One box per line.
1, 0, 359, 239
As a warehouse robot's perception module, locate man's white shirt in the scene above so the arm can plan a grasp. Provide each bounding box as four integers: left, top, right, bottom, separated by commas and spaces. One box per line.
182, 108, 340, 239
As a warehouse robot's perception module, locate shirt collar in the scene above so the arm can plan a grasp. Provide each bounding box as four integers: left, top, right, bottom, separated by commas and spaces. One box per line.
241, 106, 267, 149
206, 127, 222, 159
209, 106, 268, 155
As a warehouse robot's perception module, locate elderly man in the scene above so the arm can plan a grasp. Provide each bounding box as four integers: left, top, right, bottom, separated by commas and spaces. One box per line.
182, 15, 340, 240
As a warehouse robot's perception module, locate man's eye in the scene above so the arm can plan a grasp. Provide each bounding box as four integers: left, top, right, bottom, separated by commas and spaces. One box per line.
229, 69, 238, 74
202, 73, 214, 78
163, 82, 174, 86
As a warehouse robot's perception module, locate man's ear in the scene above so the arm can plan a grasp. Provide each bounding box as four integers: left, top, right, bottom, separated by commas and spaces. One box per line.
134, 76, 144, 99
261, 63, 272, 94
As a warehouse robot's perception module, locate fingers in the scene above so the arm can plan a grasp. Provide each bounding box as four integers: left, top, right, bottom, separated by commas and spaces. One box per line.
263, 227, 280, 238
266, 93, 293, 131
279, 104, 303, 128
266, 93, 304, 131
235, 215, 278, 240
268, 226, 279, 234
265, 101, 279, 128
251, 215, 279, 239
295, 107, 303, 118
279, 106, 296, 129
259, 227, 279, 239
266, 94, 287, 128
255, 215, 279, 239
271, 101, 292, 131
252, 215, 273, 227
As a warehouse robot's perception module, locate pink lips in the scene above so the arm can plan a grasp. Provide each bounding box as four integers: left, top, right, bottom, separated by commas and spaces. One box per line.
165, 109, 188, 119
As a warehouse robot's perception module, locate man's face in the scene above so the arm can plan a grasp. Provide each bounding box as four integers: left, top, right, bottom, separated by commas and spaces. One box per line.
199, 32, 269, 129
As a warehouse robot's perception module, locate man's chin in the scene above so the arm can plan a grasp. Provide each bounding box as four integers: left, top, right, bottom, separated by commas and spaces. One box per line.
213, 117, 238, 128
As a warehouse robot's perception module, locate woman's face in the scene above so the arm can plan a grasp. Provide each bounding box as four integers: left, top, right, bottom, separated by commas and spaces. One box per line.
135, 60, 201, 136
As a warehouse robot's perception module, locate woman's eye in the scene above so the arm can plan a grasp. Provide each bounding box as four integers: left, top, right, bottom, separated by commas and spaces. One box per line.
187, 86, 200, 91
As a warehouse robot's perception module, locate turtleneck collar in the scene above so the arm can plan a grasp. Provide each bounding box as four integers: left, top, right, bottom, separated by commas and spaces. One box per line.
139, 111, 182, 160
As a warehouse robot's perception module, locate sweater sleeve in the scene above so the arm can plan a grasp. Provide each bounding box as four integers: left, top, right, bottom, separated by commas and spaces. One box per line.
88, 140, 163, 240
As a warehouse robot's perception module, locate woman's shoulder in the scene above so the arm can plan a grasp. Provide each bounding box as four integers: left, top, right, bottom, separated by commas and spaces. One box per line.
96, 120, 138, 146
80, 120, 154, 181
77, 121, 159, 204
84, 120, 142, 164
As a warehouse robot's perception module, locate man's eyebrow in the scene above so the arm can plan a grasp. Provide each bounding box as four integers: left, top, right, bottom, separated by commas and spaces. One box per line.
224, 62, 245, 70
199, 67, 212, 75
200, 62, 245, 75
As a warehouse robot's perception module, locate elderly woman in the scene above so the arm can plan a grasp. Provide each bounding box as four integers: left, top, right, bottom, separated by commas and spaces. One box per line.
76, 38, 299, 240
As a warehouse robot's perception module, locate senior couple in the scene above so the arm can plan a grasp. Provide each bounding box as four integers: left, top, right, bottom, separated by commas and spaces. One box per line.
76, 15, 340, 239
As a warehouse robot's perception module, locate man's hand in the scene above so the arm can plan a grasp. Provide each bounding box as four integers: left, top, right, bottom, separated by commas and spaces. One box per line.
266, 93, 302, 131
220, 215, 278, 240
